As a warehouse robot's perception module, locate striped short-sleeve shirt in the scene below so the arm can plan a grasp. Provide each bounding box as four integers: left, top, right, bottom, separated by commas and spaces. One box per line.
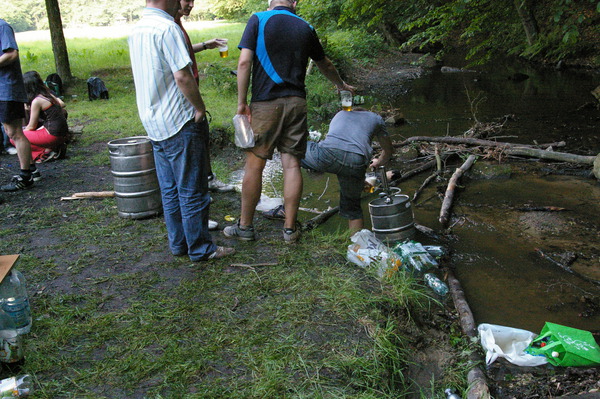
128, 8, 194, 141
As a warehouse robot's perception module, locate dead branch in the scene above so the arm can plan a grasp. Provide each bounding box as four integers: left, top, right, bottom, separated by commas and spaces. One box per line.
303, 206, 339, 231
535, 249, 600, 287
446, 268, 491, 399
504, 147, 595, 165
390, 152, 454, 186
516, 206, 567, 212
398, 135, 567, 150
230, 263, 278, 268
61, 191, 116, 201
439, 155, 477, 227
412, 172, 439, 202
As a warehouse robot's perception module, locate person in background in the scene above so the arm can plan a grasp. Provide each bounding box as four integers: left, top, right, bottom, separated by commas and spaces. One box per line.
1, 124, 17, 154
0, 18, 40, 192
264, 108, 394, 233
20, 71, 69, 163
128, 0, 234, 261
223, 0, 354, 243
175, 0, 234, 194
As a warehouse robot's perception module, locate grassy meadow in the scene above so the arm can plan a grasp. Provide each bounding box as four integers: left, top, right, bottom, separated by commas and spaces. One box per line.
0, 21, 470, 398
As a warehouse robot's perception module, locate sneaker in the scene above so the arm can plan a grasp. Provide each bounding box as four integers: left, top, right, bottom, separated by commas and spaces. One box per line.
5, 147, 17, 155
37, 150, 58, 163
283, 221, 302, 244
223, 221, 256, 241
31, 169, 42, 182
208, 175, 235, 193
262, 204, 285, 220
1, 175, 34, 192
208, 219, 219, 230
207, 246, 236, 260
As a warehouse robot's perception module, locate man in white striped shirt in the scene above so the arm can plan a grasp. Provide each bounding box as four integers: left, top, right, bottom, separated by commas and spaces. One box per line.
128, 0, 234, 261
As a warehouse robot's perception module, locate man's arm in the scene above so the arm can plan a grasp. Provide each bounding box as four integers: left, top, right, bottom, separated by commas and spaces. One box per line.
0, 49, 19, 68
370, 135, 394, 169
174, 66, 206, 122
191, 38, 227, 53
236, 48, 254, 117
314, 56, 355, 93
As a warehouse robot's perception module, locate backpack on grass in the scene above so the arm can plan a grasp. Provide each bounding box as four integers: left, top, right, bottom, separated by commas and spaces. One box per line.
45, 73, 63, 97
87, 77, 109, 101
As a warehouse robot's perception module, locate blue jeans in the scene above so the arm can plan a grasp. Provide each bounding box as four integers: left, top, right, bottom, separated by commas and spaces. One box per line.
301, 141, 369, 220
151, 119, 217, 261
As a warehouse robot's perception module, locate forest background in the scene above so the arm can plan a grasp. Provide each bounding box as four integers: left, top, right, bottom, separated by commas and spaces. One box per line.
4, 0, 600, 68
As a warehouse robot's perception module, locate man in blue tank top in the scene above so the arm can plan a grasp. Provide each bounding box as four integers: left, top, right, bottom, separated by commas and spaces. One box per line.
224, 0, 355, 243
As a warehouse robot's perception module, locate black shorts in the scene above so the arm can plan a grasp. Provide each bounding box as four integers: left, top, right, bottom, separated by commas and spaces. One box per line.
0, 101, 26, 124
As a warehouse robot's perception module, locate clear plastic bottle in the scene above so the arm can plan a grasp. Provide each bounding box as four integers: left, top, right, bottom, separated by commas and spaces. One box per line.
0, 308, 24, 365
0, 374, 32, 397
0, 270, 32, 335
393, 241, 439, 274
444, 388, 461, 399
424, 273, 449, 296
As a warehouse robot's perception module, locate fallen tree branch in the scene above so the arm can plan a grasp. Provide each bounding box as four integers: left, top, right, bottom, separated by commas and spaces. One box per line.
446, 268, 491, 399
61, 191, 116, 201
390, 152, 454, 186
535, 249, 600, 286
398, 136, 566, 150
504, 147, 596, 164
412, 172, 439, 202
230, 263, 278, 268
303, 206, 339, 231
439, 155, 477, 227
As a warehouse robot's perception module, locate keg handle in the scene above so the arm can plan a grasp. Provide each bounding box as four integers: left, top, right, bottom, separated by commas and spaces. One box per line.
378, 166, 393, 203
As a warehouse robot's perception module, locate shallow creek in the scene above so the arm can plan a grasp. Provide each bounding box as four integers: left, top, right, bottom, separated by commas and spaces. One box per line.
231, 61, 600, 334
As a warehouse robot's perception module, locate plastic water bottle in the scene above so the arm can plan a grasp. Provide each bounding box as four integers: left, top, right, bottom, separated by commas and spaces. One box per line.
0, 374, 32, 397
424, 273, 449, 296
0, 308, 24, 365
393, 241, 439, 274
445, 388, 461, 399
0, 270, 32, 335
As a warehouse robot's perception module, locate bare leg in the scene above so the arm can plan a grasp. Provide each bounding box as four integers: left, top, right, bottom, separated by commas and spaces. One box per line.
3, 120, 33, 170
280, 153, 302, 230
348, 218, 364, 233
240, 151, 267, 227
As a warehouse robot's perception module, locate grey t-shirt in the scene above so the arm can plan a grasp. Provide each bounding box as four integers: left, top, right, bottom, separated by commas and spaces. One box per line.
0, 19, 27, 103
320, 110, 388, 159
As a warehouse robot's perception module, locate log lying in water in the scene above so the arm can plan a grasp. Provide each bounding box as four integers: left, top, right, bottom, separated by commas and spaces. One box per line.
398, 135, 597, 165
439, 155, 477, 227
399, 135, 566, 150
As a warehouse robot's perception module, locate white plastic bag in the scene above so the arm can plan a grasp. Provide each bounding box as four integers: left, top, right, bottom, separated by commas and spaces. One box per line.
347, 229, 402, 277
478, 323, 548, 367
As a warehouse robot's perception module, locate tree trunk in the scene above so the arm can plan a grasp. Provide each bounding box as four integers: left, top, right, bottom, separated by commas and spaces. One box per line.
45, 0, 73, 84
514, 0, 539, 46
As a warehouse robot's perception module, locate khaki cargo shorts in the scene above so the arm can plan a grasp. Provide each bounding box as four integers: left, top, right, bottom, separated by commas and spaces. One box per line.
249, 96, 308, 160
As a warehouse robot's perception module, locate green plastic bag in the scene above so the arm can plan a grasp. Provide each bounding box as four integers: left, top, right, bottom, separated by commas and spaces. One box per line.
526, 322, 600, 367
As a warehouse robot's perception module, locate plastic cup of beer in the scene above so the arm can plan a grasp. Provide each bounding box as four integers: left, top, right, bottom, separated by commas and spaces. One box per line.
219, 40, 229, 58
340, 90, 353, 111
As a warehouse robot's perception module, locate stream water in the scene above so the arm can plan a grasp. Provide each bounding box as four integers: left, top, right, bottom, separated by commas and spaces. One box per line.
231, 60, 600, 335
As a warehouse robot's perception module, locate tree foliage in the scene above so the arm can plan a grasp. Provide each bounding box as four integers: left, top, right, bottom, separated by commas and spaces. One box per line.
4, 0, 599, 65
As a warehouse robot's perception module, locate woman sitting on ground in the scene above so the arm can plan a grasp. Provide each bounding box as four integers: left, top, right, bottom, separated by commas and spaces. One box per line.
18, 71, 69, 163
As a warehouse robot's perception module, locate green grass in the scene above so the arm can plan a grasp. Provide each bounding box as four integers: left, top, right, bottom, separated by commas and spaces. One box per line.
4, 21, 470, 398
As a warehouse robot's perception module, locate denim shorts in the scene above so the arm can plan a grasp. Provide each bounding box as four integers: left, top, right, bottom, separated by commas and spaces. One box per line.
301, 141, 369, 220
249, 96, 308, 160
0, 101, 25, 124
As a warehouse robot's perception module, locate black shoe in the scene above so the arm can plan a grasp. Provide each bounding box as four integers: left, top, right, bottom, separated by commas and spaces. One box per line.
31, 169, 42, 182
1, 175, 34, 192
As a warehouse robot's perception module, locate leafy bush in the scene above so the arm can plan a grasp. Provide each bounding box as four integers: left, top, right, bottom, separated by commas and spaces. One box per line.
324, 28, 387, 68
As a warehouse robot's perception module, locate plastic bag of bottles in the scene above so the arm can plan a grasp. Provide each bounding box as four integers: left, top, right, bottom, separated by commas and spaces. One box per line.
347, 229, 402, 278
0, 374, 32, 397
